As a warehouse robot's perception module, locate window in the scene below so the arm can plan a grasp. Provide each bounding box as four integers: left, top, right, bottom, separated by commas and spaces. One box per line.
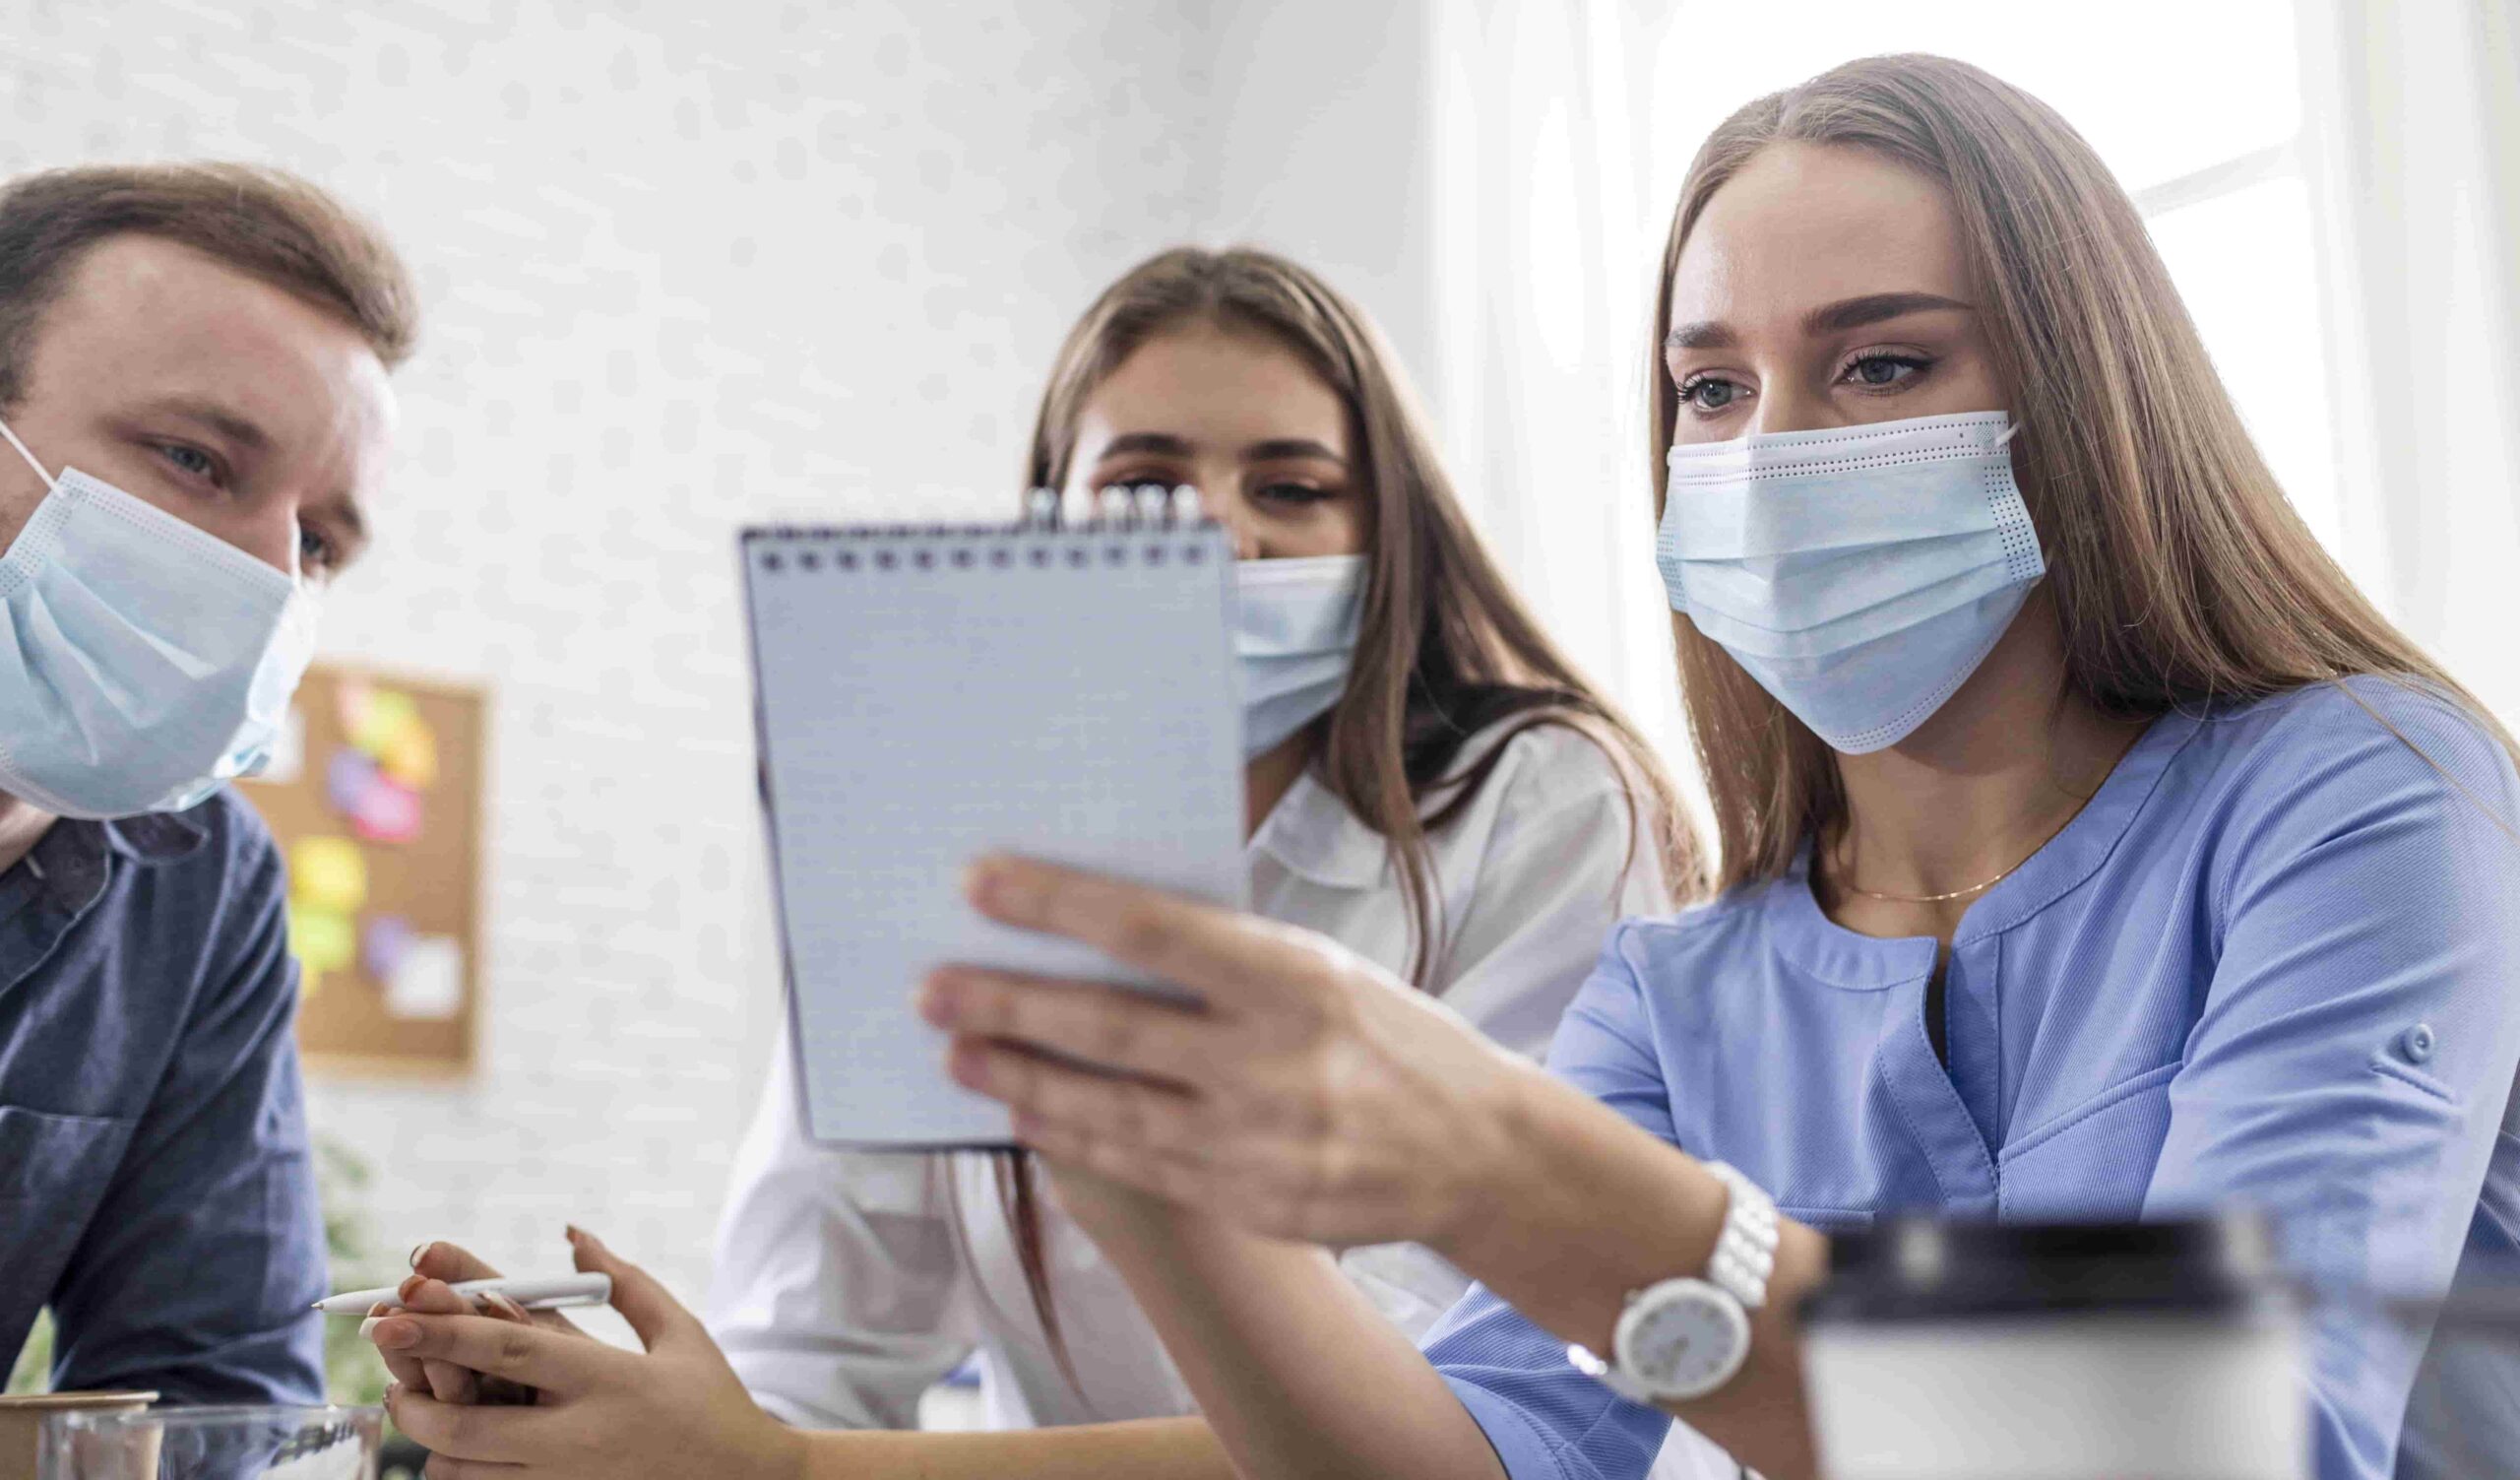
1644, 2, 2345, 549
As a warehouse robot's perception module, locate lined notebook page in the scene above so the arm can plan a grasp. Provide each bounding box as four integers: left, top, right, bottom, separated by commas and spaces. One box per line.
743, 524, 1246, 1147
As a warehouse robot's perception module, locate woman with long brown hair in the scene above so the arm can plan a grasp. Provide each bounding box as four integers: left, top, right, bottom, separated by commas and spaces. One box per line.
363, 245, 1692, 1478
866, 54, 2520, 1480
366, 55, 2517, 1480
702, 242, 1687, 1446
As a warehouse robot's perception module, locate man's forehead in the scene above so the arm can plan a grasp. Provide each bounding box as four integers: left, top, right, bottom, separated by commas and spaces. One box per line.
53, 235, 367, 363
41, 234, 397, 450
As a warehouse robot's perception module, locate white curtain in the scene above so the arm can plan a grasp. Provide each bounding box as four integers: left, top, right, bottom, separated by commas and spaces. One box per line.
1430, 39, 1734, 1480
2295, 0, 2520, 725
1427, 0, 1702, 814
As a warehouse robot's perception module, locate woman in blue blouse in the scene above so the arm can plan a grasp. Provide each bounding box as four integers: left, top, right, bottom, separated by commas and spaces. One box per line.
367, 52, 2520, 1480
902, 54, 2520, 1480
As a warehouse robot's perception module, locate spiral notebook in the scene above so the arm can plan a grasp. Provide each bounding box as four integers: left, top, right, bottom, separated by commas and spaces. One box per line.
741, 514, 1247, 1148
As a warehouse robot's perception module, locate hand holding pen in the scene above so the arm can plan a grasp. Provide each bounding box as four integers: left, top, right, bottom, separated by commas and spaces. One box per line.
349, 1229, 618, 1408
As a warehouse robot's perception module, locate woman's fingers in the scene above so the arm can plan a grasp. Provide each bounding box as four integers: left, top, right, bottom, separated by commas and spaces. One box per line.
410, 1240, 501, 1283
917, 967, 1214, 1082
567, 1225, 702, 1355
385, 1382, 570, 1465
367, 1302, 436, 1400
388, 1275, 484, 1405
946, 1034, 1205, 1154
366, 1309, 620, 1397
963, 855, 1340, 1008
409, 1239, 585, 1339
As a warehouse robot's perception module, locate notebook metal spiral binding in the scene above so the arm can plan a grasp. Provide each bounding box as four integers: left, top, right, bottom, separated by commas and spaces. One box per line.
744, 486, 1215, 568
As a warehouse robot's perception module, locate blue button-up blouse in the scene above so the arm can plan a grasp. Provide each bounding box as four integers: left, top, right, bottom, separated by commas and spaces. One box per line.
1423, 678, 2520, 1480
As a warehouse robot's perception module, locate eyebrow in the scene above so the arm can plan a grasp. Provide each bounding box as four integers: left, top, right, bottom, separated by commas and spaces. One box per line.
1095, 432, 1347, 466
1665, 291, 1976, 351
139, 394, 275, 455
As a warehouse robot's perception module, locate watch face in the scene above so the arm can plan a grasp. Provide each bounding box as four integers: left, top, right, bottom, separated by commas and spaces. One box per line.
1621, 1279, 1751, 1399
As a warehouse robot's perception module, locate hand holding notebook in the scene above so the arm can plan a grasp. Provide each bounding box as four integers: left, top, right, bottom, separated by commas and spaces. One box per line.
741, 504, 1246, 1148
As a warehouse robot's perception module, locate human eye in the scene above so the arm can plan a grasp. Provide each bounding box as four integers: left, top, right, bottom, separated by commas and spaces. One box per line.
1251, 480, 1335, 507
1838, 350, 1932, 392
296, 521, 340, 576
1676, 372, 1749, 416
1095, 464, 1184, 495
154, 441, 227, 486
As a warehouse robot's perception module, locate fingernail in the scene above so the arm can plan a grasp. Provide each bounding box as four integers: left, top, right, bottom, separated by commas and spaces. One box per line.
916, 973, 958, 1024
408, 1242, 429, 1269
948, 1040, 986, 1088
357, 1316, 383, 1340
962, 858, 1002, 909
483, 1291, 530, 1320
398, 1274, 424, 1300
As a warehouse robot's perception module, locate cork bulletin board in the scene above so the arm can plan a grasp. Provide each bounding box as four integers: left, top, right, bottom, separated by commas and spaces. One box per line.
236, 663, 488, 1077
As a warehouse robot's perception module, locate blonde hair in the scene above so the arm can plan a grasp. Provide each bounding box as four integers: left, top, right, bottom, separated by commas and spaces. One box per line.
1650, 53, 2513, 893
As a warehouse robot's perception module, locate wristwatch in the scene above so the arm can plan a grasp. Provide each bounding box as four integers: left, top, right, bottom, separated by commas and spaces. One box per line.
1566, 1161, 1778, 1403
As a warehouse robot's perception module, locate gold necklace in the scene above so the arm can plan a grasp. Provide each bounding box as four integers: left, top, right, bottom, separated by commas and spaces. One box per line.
1827, 812, 2075, 905
1830, 855, 2022, 904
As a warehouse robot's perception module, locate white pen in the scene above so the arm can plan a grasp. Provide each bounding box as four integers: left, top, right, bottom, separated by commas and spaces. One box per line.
311, 1272, 612, 1316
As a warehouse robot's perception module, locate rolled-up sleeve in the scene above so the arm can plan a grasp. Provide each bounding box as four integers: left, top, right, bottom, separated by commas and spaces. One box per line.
2152, 688, 2520, 1479
45, 840, 325, 1405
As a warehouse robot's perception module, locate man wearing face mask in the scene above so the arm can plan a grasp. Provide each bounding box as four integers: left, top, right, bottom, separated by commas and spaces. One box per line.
0, 163, 413, 1403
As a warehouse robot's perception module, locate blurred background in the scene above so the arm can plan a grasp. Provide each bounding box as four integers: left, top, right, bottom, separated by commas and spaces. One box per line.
0, 0, 2509, 1383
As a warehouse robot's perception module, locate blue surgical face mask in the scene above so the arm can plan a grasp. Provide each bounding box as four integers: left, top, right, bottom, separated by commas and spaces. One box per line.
1657, 410, 2044, 754
0, 418, 320, 818
1234, 554, 1363, 760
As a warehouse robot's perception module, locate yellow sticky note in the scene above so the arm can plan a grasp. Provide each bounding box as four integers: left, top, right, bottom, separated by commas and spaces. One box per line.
354, 689, 421, 758
379, 722, 438, 790
290, 836, 367, 914
287, 905, 355, 977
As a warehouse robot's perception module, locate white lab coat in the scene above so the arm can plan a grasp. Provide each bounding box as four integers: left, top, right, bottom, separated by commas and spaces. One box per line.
706, 719, 1728, 1476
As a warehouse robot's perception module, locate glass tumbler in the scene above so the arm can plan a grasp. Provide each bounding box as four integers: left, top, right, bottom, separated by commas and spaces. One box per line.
38, 1405, 383, 1480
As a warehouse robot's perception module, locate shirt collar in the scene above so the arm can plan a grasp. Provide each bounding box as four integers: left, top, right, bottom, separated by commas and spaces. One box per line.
98, 810, 210, 867
1766, 706, 2206, 983
1249, 769, 1393, 889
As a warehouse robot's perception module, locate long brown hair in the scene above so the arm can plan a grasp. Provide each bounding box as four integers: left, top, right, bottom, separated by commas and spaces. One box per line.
1652, 54, 2516, 895
981, 244, 1697, 1371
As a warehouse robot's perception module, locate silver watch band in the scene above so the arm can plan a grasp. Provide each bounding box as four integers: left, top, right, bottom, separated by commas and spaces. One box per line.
1565, 1160, 1780, 1401
1699, 1160, 1777, 1310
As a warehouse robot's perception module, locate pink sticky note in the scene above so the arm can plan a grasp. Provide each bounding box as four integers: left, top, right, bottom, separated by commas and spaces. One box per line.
349, 777, 422, 844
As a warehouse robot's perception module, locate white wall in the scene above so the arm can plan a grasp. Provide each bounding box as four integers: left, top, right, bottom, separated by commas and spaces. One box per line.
0, 0, 1232, 1311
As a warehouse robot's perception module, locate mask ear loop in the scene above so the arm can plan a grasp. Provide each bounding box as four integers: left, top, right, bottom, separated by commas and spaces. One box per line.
0, 417, 56, 488
1992, 419, 2025, 450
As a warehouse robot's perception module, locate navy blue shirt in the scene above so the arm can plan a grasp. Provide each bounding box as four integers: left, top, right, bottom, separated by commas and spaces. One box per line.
0, 792, 324, 1402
